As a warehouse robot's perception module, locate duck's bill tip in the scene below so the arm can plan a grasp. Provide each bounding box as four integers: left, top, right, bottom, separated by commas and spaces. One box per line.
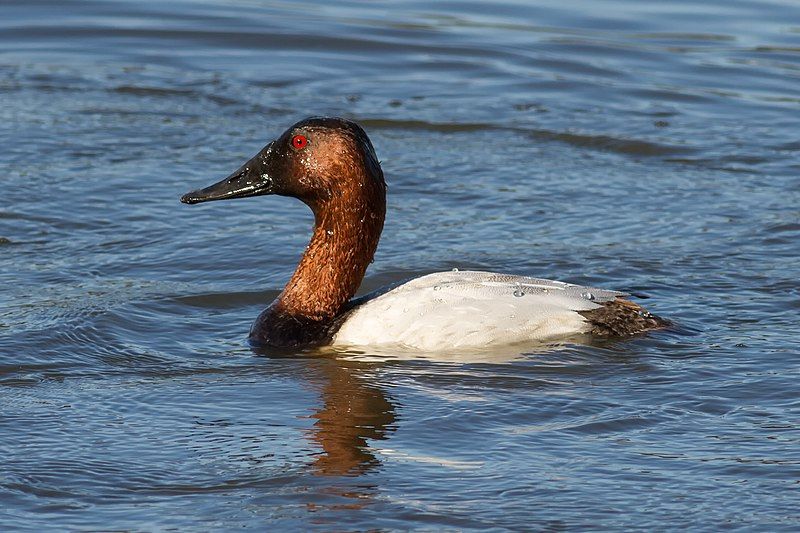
179, 184, 264, 205
180, 191, 205, 204
180, 180, 248, 204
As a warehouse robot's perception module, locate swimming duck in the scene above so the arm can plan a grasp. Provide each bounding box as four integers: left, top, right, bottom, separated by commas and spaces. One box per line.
181, 117, 665, 351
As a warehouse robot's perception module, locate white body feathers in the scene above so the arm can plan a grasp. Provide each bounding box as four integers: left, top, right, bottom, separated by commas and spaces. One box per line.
332, 270, 623, 351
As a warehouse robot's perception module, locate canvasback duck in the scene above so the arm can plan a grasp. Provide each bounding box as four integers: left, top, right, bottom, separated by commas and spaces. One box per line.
181, 117, 666, 351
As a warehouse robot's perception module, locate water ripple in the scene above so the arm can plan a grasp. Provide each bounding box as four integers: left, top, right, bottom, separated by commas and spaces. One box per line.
2, 0, 800, 530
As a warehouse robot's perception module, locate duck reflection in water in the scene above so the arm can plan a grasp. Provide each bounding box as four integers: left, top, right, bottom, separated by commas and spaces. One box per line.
305, 358, 396, 476
251, 349, 397, 477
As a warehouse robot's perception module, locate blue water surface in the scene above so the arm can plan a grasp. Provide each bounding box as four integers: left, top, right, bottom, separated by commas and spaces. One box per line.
1, 0, 799, 530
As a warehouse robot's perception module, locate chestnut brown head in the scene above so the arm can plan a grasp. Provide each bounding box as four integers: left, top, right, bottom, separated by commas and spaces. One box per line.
180, 117, 385, 213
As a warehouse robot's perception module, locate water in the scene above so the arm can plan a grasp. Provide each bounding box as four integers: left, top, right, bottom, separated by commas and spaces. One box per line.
2, 0, 799, 529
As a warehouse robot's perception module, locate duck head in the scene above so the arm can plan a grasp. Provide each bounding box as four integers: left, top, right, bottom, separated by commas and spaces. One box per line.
181, 116, 386, 216
181, 117, 387, 339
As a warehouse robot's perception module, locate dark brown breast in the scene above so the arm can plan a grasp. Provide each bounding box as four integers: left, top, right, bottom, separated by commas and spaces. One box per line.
248, 296, 367, 350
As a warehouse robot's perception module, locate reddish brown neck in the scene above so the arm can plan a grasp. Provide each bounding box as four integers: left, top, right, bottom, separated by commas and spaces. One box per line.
275, 182, 385, 321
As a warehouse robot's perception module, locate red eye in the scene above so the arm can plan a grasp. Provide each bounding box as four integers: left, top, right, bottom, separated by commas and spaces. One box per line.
291, 134, 308, 150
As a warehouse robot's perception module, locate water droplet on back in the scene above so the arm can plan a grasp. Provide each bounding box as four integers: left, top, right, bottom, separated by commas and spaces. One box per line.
581, 291, 595, 301
433, 285, 441, 291
513, 282, 524, 297
452, 267, 459, 272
